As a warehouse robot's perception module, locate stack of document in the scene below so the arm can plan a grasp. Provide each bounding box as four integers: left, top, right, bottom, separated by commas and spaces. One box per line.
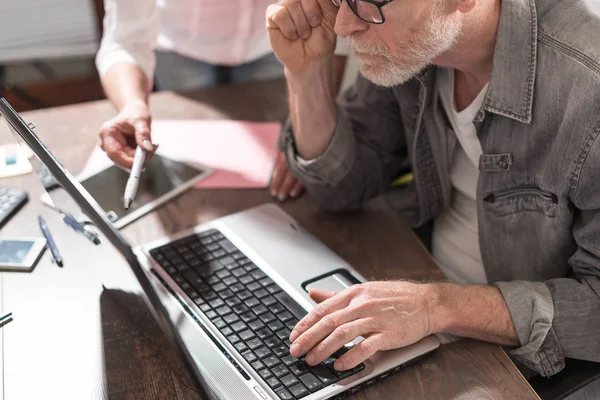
0, 0, 98, 63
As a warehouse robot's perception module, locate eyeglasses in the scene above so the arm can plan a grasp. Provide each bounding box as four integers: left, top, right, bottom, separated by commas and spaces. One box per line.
330, 0, 394, 24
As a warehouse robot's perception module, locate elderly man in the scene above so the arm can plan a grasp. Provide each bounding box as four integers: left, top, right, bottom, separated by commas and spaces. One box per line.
266, 0, 600, 389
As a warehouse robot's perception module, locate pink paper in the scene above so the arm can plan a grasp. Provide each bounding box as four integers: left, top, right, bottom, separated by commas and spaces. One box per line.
150, 120, 281, 189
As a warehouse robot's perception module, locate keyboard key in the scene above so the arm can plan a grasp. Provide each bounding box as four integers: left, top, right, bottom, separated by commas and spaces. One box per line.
256, 328, 273, 340
259, 369, 273, 380
240, 311, 257, 323
246, 281, 262, 292
209, 298, 225, 308
270, 321, 285, 333
276, 328, 290, 340
219, 239, 237, 253
259, 277, 275, 287
311, 365, 338, 385
285, 319, 299, 330
243, 263, 258, 272
223, 313, 240, 325
273, 345, 289, 357
272, 365, 291, 379
260, 312, 277, 324
205, 310, 218, 320
271, 303, 285, 314
238, 290, 253, 301
282, 354, 300, 367
265, 336, 282, 349
221, 327, 233, 336
219, 289, 235, 299
211, 282, 227, 292
266, 376, 282, 390
199, 303, 211, 313
205, 275, 220, 285
213, 318, 227, 329
253, 305, 268, 315
213, 249, 226, 258
255, 346, 272, 359
251, 270, 266, 280
280, 373, 299, 388
248, 319, 265, 331
247, 338, 263, 350
279, 311, 294, 323
232, 304, 250, 314
227, 334, 241, 345
244, 297, 261, 308
216, 306, 232, 316
254, 289, 269, 299
262, 296, 277, 307
299, 373, 325, 392
231, 321, 247, 333
289, 383, 309, 398
239, 274, 254, 285
234, 342, 248, 353
276, 388, 294, 400
263, 356, 281, 368
243, 351, 258, 364
222, 276, 238, 286
232, 251, 244, 260
239, 330, 256, 341
275, 292, 308, 320
252, 360, 266, 371
232, 268, 247, 278
226, 297, 242, 307
291, 362, 310, 376
219, 255, 235, 266
215, 269, 231, 279
230, 283, 245, 293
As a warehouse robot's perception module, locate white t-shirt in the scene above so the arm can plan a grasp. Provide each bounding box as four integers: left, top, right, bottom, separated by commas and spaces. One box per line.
431, 68, 488, 285
96, 0, 349, 82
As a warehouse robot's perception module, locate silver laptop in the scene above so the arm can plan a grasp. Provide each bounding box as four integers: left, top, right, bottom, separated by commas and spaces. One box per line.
0, 98, 440, 400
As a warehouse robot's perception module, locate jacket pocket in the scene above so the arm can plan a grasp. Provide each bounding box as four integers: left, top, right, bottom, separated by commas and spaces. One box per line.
483, 186, 558, 217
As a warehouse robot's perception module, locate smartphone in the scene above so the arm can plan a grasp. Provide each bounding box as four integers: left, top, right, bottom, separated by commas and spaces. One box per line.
0, 237, 47, 272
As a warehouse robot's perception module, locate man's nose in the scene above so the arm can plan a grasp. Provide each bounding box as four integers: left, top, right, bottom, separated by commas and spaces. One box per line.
334, 1, 369, 38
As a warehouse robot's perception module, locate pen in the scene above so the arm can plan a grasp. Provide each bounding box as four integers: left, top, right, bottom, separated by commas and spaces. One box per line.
58, 210, 101, 245
0, 312, 12, 323
123, 146, 147, 209
38, 215, 63, 267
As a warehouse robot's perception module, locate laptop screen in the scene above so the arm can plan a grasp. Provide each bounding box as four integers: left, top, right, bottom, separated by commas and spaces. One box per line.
0, 98, 210, 398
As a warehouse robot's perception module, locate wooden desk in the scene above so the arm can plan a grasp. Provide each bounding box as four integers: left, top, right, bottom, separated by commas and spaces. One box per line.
0, 79, 539, 400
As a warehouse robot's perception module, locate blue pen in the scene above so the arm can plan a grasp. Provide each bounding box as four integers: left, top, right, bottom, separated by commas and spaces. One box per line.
58, 210, 101, 245
38, 215, 63, 267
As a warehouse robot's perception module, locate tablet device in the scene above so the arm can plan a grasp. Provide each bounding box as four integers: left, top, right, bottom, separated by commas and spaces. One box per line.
41, 154, 212, 229
0, 237, 46, 272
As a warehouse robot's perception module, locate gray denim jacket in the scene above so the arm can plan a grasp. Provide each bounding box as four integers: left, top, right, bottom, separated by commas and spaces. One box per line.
284, 0, 600, 377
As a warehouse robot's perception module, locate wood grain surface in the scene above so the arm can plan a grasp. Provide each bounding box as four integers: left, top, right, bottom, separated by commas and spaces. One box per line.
0, 79, 538, 399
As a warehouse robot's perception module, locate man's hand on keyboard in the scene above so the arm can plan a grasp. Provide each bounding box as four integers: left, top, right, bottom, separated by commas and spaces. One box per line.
288, 281, 437, 371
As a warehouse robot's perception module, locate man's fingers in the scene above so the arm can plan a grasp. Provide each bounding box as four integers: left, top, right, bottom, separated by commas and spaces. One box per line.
291, 307, 362, 358
335, 334, 385, 371
305, 318, 369, 366
290, 287, 355, 342
267, 4, 299, 40
301, 0, 323, 27
309, 288, 338, 303
286, 0, 312, 39
269, 152, 288, 196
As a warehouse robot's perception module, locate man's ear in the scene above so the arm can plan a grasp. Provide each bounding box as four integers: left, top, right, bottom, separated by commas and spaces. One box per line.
456, 0, 478, 13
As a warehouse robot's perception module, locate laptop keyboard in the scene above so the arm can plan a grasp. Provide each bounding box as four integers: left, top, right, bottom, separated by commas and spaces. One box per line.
149, 228, 365, 399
